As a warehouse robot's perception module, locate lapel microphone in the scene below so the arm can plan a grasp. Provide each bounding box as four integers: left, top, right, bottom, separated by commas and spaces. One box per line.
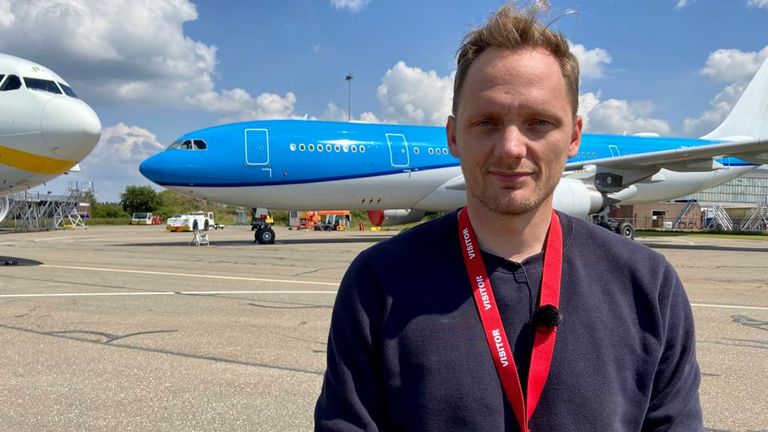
532, 304, 562, 331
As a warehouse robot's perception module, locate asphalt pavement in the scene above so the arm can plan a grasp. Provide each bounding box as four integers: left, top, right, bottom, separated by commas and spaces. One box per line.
0, 225, 765, 431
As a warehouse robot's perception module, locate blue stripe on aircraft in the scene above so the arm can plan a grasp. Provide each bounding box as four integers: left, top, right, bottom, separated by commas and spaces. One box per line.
154, 163, 460, 187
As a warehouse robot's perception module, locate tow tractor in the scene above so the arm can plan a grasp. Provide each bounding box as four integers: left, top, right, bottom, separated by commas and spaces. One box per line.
251, 208, 275, 244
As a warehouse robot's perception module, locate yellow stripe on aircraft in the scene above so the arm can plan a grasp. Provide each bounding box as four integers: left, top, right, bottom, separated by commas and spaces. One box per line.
0, 144, 76, 175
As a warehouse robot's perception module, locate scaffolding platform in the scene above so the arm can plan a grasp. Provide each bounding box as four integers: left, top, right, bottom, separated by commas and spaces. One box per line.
5, 182, 93, 231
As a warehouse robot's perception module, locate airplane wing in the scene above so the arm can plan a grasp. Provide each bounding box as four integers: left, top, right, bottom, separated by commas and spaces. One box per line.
563, 138, 768, 192
565, 138, 768, 172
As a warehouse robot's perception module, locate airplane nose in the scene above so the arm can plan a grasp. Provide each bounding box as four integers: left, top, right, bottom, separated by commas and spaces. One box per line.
41, 98, 102, 161
139, 154, 163, 184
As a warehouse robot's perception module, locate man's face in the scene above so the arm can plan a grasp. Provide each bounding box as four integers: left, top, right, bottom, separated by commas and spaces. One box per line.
447, 47, 582, 217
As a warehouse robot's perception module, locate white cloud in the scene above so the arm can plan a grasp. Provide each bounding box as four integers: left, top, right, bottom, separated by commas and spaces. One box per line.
376, 62, 454, 125
683, 81, 748, 137
0, 0, 301, 118
748, 0, 768, 8
700, 47, 768, 81
675, 0, 691, 10
569, 42, 612, 79
0, 0, 14, 27
322, 102, 379, 123
216, 92, 304, 122
330, 0, 371, 12
84, 123, 164, 201
578, 92, 671, 135
359, 111, 381, 123
683, 46, 768, 136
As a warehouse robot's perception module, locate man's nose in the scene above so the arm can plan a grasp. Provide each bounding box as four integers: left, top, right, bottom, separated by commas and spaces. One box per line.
495, 125, 527, 160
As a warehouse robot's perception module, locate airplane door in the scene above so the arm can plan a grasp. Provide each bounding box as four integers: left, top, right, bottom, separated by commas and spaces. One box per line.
386, 133, 410, 167
245, 128, 269, 165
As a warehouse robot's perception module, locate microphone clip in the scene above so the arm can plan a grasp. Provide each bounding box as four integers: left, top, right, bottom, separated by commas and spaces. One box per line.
532, 304, 562, 331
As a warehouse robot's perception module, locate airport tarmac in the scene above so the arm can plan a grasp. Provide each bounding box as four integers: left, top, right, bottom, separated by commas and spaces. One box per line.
0, 224, 766, 431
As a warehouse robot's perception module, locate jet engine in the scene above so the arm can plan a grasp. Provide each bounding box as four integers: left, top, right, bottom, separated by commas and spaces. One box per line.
367, 209, 427, 227
552, 177, 605, 220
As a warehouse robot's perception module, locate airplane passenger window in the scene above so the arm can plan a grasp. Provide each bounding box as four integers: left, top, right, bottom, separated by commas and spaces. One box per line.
318, 144, 324, 152
180, 140, 192, 150
193, 140, 207, 150
342, 145, 349, 153
58, 82, 78, 98
325, 144, 332, 152
299, 143, 306, 151
0, 75, 22, 91
334, 145, 340, 152
428, 148, 434, 155
308, 144, 315, 151
442, 148, 449, 155
24, 77, 62, 94
351, 145, 357, 153
289, 143, 296, 151
359, 145, 366, 153
413, 147, 420, 154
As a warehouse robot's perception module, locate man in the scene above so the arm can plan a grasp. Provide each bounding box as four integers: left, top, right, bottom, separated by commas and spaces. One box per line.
315, 3, 703, 431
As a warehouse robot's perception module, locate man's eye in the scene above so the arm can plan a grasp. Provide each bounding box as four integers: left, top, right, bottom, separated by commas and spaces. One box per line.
475, 119, 495, 127
530, 119, 551, 127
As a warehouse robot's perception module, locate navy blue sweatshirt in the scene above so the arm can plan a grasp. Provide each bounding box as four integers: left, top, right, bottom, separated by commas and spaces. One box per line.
315, 211, 703, 431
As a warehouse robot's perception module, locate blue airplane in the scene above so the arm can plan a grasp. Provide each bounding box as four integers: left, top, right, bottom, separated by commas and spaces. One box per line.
140, 59, 768, 244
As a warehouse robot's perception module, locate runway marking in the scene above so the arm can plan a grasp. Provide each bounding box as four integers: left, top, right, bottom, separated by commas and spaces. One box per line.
38, 264, 339, 286
692, 302, 768, 311
0, 290, 337, 298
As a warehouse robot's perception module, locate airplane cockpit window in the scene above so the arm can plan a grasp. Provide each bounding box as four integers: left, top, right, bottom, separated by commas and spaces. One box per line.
24, 77, 62, 94
0, 74, 4, 85
58, 82, 78, 98
0, 75, 22, 91
166, 139, 206, 151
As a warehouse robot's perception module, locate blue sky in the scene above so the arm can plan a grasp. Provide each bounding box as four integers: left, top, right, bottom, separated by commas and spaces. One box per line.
1, 0, 767, 201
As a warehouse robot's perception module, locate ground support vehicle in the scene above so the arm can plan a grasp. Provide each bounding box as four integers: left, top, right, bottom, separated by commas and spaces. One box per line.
166, 212, 224, 232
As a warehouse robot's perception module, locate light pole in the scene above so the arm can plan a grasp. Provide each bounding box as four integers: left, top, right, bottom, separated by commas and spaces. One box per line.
345, 73, 353, 121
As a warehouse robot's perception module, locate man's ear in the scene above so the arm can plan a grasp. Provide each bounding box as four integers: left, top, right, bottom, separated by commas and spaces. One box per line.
447, 115, 460, 158
568, 115, 583, 158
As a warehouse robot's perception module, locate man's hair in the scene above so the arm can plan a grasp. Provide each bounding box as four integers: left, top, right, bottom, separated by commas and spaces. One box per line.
452, 2, 580, 117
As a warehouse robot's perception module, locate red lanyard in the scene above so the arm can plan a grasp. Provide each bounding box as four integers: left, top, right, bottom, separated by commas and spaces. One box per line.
458, 208, 562, 432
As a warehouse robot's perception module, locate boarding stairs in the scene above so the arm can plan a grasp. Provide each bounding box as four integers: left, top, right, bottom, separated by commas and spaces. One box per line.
190, 229, 210, 246
739, 203, 768, 232
672, 200, 697, 229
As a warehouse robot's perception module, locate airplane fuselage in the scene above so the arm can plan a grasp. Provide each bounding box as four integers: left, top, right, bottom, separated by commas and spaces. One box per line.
139, 120, 756, 214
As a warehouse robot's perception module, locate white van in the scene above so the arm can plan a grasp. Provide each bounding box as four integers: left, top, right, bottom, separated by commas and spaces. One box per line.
130, 212, 153, 225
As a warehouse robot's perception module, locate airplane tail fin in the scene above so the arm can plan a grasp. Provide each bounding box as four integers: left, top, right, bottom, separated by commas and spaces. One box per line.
702, 58, 768, 141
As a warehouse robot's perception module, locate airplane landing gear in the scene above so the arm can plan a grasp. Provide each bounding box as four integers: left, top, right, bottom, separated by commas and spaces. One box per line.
617, 222, 635, 239
594, 207, 635, 239
252, 218, 275, 244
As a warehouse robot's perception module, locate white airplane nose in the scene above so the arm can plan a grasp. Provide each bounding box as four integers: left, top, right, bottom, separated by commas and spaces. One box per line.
41, 98, 102, 161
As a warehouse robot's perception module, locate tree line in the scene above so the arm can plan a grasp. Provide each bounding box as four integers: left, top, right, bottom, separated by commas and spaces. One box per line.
90, 186, 239, 223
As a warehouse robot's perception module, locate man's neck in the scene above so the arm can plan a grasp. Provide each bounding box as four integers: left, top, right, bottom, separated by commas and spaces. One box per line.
465, 201, 553, 263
